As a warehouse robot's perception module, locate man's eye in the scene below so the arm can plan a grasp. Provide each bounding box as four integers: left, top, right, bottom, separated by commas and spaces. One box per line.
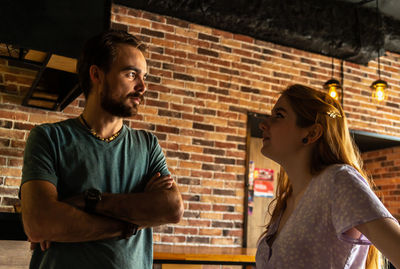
128, 72, 137, 79
143, 74, 148, 80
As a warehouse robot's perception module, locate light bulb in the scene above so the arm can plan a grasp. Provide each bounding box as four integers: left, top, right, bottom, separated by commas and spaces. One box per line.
374, 86, 385, 101
323, 79, 341, 101
371, 80, 388, 102
329, 86, 338, 100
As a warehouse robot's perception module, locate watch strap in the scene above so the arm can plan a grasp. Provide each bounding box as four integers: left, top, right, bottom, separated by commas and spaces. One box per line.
121, 222, 139, 239
84, 188, 101, 213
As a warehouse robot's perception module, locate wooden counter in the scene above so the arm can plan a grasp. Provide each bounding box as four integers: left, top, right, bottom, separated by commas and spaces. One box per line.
0, 240, 31, 269
153, 245, 256, 266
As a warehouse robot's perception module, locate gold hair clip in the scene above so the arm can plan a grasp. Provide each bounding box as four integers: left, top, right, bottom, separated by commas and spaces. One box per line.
327, 111, 341, 118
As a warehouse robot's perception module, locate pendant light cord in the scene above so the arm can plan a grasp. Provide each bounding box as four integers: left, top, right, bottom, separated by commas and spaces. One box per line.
376, 0, 381, 79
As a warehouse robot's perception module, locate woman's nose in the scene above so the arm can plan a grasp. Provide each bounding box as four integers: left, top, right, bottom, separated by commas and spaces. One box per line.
258, 116, 272, 131
259, 120, 268, 131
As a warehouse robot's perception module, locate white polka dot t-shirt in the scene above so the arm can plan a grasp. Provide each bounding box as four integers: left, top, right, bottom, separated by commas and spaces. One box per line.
256, 164, 397, 269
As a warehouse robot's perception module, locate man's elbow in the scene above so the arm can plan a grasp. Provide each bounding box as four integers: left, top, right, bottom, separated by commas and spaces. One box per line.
22, 217, 47, 242
22, 208, 56, 242
168, 199, 184, 223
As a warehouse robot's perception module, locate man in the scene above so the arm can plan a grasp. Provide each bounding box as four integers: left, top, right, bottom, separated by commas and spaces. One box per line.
20, 30, 184, 269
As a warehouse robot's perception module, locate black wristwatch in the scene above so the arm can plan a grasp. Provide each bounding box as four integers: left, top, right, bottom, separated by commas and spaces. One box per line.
84, 188, 102, 213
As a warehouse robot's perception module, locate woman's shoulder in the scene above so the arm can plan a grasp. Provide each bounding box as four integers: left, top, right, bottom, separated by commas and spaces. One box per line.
320, 163, 359, 177
321, 164, 368, 188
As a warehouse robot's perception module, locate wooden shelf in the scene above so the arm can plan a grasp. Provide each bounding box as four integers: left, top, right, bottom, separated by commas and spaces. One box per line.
153, 245, 256, 265
24, 50, 77, 73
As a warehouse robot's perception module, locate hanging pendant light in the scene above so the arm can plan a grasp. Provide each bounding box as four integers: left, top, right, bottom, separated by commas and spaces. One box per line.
324, 57, 342, 101
370, 55, 388, 102
324, 78, 341, 100
371, 0, 389, 102
371, 79, 388, 102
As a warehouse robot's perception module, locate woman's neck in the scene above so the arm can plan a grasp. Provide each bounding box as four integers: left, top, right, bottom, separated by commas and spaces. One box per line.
282, 156, 313, 198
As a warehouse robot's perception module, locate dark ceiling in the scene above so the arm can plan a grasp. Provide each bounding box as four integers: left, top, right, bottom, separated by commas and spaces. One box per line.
0, 0, 111, 59
1, 0, 399, 65
115, 0, 400, 65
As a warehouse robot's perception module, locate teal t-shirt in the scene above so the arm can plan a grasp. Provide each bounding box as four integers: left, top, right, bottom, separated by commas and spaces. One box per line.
22, 118, 169, 269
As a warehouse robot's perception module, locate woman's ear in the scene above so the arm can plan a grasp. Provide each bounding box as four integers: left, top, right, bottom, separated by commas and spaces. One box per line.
306, 123, 323, 144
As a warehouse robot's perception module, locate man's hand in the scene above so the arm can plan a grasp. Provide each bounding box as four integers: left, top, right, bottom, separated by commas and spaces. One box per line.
145, 173, 174, 192
29, 239, 51, 251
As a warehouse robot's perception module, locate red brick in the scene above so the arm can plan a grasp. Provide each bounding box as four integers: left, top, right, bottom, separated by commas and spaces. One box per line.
213, 173, 236, 181
174, 227, 199, 235
160, 235, 186, 243
212, 29, 233, 39
188, 38, 210, 48
190, 154, 213, 163
151, 22, 174, 32
188, 53, 209, 62
187, 219, 211, 227
233, 34, 254, 43
149, 68, 172, 78
197, 62, 219, 72
199, 228, 223, 236
223, 213, 243, 221
190, 170, 212, 179
189, 203, 212, 211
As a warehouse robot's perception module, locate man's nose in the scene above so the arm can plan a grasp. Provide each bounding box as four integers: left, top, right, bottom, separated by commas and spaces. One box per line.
135, 76, 147, 93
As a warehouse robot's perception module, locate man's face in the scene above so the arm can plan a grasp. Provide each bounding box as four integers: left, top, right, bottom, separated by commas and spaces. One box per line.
100, 44, 147, 117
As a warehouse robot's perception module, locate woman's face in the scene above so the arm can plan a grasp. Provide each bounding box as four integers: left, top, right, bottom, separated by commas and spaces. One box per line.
259, 95, 308, 165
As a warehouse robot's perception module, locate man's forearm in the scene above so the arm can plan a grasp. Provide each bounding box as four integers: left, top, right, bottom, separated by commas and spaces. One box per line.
21, 181, 126, 243
24, 201, 126, 243
95, 182, 184, 227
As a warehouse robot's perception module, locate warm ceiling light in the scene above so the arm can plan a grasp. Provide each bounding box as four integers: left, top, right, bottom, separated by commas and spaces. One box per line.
370, 0, 389, 102
371, 79, 388, 102
324, 79, 342, 100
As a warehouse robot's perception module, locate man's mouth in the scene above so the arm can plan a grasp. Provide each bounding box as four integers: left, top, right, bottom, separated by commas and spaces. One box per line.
131, 97, 141, 104
128, 94, 144, 105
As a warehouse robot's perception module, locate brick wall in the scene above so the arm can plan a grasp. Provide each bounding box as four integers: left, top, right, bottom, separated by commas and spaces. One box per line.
362, 147, 400, 220
0, 3, 400, 248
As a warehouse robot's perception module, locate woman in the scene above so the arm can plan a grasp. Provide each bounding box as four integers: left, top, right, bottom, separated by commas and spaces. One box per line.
256, 84, 400, 268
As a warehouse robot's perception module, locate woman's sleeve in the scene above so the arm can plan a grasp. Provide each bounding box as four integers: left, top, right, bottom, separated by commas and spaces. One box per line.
331, 166, 397, 244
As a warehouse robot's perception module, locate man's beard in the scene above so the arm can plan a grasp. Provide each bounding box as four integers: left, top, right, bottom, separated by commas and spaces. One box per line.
100, 80, 144, 118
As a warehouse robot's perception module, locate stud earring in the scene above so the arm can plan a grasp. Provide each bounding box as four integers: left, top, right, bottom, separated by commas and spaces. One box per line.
302, 137, 308, 144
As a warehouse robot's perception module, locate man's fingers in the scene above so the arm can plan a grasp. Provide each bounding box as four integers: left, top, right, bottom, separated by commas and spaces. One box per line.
145, 173, 161, 189
145, 173, 174, 192
150, 172, 161, 180
154, 177, 174, 190
40, 241, 51, 251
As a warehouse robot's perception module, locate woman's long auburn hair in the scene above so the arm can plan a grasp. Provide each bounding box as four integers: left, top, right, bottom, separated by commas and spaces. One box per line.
260, 84, 382, 269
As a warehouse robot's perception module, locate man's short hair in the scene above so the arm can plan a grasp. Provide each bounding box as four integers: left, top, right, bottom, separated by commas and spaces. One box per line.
77, 29, 146, 98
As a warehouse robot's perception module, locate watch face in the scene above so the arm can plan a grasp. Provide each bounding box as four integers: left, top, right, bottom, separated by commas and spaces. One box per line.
84, 189, 101, 213
86, 188, 101, 201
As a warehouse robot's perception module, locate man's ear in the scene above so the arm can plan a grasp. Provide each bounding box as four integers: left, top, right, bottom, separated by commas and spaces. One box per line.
307, 123, 323, 144
89, 65, 103, 85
